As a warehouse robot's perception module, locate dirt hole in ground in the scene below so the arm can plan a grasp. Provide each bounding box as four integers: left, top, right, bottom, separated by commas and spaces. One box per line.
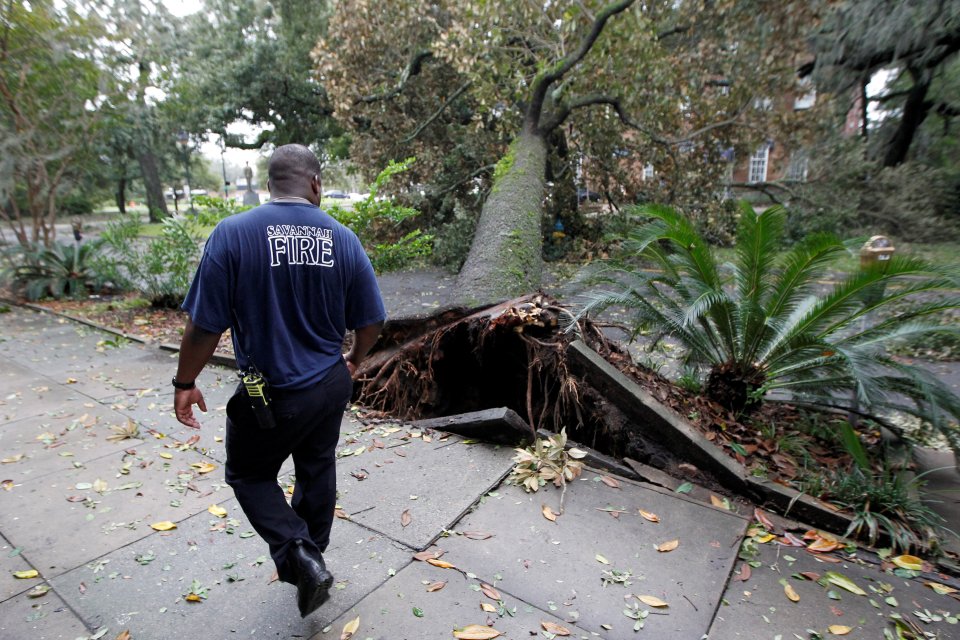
352, 294, 675, 468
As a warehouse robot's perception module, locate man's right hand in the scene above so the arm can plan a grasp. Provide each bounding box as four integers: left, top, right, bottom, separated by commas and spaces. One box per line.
174, 387, 207, 429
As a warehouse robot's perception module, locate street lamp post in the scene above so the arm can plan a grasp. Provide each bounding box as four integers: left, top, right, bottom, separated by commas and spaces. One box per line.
176, 131, 195, 214
218, 136, 230, 200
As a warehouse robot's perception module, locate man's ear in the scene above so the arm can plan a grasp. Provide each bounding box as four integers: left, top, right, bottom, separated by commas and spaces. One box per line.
313, 175, 322, 196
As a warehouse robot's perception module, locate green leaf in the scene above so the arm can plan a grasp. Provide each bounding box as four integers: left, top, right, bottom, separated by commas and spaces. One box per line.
675, 482, 693, 494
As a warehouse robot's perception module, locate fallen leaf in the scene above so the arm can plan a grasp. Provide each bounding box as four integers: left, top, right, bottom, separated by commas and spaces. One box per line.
568, 448, 587, 459
828, 625, 852, 635
926, 581, 958, 595
114, 632, 131, 640
92, 478, 108, 493
1, 454, 24, 464
453, 624, 501, 639
150, 521, 177, 531
595, 554, 610, 565
891, 555, 923, 571
710, 494, 729, 509
185, 593, 202, 602
480, 584, 501, 601
159, 452, 173, 460
657, 539, 679, 552
541, 504, 558, 522
191, 461, 217, 474
414, 549, 444, 562
401, 509, 412, 528
208, 505, 227, 518
754, 508, 775, 531
735, 563, 752, 582
636, 595, 669, 607
27, 584, 50, 598
340, 615, 360, 640
807, 538, 840, 553
334, 509, 351, 520
639, 510, 660, 523
426, 558, 456, 569
784, 584, 800, 602
480, 602, 497, 613
541, 621, 571, 635
600, 476, 620, 489
823, 572, 866, 596
799, 571, 821, 582
13, 569, 39, 579
755, 533, 775, 544
426, 581, 446, 592
462, 531, 493, 540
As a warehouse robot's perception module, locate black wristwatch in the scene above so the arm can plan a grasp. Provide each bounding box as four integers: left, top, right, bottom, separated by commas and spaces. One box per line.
171, 377, 195, 390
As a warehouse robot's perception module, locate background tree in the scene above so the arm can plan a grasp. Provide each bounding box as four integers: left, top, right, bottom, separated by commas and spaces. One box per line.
172, 0, 341, 155
0, 0, 106, 245
320, 0, 821, 302
808, 0, 960, 168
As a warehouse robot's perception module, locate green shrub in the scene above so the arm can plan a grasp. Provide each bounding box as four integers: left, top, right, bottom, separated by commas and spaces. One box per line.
0, 241, 109, 300
326, 158, 434, 273
59, 193, 95, 217
577, 202, 960, 452
192, 194, 251, 227
95, 213, 202, 308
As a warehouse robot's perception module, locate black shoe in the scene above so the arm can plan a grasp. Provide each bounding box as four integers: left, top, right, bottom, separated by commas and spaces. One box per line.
291, 540, 334, 618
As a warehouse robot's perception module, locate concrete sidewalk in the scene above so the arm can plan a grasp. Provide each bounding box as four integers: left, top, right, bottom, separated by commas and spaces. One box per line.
2, 305, 960, 640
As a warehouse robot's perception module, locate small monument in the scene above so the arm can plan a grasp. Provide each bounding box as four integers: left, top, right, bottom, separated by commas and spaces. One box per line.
242, 162, 260, 207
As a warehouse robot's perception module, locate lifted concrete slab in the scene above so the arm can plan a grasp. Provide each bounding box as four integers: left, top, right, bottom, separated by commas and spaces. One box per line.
0, 445, 233, 577
54, 499, 412, 640
707, 540, 960, 639
315, 556, 600, 640
334, 420, 515, 550
440, 468, 748, 638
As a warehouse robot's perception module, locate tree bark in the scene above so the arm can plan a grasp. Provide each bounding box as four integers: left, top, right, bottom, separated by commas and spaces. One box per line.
136, 147, 169, 222
882, 67, 932, 168
116, 177, 127, 215
456, 127, 547, 304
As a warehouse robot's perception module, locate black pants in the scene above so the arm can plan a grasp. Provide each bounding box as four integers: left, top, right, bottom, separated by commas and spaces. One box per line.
224, 359, 352, 584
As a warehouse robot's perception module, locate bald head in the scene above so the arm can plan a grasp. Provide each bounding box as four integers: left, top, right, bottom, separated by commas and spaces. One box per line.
267, 144, 323, 202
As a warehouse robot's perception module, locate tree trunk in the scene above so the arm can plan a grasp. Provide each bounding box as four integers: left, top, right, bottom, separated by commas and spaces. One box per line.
456, 127, 547, 304
882, 67, 932, 168
116, 177, 127, 215
136, 147, 169, 222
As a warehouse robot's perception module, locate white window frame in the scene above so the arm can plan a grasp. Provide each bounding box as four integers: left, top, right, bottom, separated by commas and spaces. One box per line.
643, 163, 655, 181
748, 145, 769, 184
786, 152, 809, 182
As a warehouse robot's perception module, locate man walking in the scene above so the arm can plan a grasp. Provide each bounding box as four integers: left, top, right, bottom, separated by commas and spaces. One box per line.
172, 144, 385, 617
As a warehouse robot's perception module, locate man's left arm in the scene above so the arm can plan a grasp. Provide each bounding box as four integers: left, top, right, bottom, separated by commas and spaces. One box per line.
174, 317, 223, 428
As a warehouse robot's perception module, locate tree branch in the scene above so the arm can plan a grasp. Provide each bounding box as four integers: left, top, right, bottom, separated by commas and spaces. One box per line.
527, 0, 635, 132
356, 50, 434, 104
429, 164, 496, 198
401, 81, 472, 143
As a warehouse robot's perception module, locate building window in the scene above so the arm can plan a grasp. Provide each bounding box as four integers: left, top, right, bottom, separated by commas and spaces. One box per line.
786, 152, 808, 182
643, 164, 655, 180
794, 77, 817, 110
748, 145, 769, 183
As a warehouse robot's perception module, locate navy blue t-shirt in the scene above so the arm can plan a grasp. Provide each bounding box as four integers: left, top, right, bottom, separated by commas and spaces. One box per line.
182, 202, 386, 390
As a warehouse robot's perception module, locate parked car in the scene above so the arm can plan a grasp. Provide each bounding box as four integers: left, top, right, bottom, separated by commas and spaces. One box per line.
577, 188, 601, 203
323, 190, 349, 199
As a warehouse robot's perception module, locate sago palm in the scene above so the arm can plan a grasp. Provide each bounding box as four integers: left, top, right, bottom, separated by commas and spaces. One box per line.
577, 203, 960, 450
